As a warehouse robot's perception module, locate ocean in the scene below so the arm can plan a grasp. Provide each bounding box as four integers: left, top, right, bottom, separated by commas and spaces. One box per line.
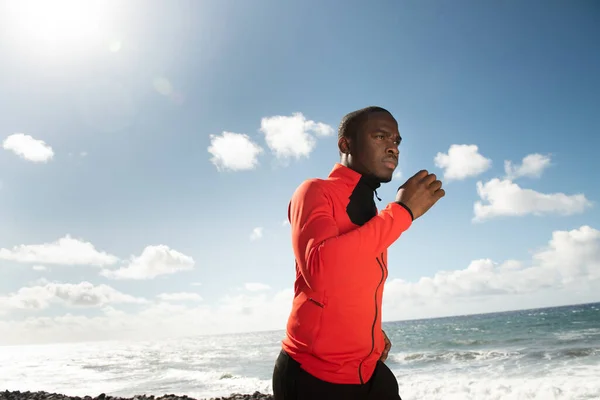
1, 302, 599, 400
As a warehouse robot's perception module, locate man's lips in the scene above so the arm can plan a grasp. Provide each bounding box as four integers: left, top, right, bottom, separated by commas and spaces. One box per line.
383, 158, 397, 169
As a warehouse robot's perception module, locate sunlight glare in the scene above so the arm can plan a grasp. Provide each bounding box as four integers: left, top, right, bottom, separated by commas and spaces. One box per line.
109, 40, 122, 52
5, 0, 113, 58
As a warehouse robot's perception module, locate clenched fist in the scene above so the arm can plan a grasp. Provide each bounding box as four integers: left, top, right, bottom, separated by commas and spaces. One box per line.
380, 329, 391, 362
395, 170, 445, 220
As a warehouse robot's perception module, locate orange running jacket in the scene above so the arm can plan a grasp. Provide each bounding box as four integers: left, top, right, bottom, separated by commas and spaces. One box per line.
281, 163, 413, 385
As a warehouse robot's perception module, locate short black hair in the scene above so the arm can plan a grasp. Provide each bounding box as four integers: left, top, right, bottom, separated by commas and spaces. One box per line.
338, 106, 393, 141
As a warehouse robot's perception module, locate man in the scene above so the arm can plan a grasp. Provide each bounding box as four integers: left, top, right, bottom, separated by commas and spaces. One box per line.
272, 106, 445, 399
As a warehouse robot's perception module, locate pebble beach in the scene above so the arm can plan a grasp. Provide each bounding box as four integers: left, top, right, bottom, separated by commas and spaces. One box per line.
0, 391, 274, 400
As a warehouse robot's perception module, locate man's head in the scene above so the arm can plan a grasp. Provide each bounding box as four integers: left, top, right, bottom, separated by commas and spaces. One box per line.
338, 106, 401, 183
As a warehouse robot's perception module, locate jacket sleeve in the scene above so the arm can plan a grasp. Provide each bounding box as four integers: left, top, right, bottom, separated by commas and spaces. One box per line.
289, 179, 412, 291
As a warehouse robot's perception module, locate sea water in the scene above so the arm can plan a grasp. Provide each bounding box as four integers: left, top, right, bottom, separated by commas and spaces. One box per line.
1, 302, 599, 400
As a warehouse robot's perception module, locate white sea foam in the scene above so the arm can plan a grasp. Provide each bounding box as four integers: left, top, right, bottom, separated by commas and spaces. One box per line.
1, 336, 599, 399
395, 371, 600, 400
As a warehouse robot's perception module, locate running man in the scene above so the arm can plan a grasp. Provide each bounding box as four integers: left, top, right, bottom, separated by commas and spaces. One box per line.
272, 106, 445, 399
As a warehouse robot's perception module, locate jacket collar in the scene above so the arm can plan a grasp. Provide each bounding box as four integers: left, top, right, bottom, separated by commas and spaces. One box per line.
328, 163, 381, 191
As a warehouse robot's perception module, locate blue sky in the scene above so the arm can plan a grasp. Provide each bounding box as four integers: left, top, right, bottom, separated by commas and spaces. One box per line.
0, 0, 599, 345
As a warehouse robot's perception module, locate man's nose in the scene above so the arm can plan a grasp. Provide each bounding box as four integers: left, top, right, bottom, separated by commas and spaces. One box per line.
386, 145, 399, 157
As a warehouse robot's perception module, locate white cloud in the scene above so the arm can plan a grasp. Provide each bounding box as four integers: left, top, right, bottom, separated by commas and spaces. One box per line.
0, 281, 146, 311
100, 245, 195, 280
32, 265, 47, 271
250, 227, 263, 241
504, 153, 552, 180
282, 219, 290, 226
0, 287, 294, 344
244, 282, 270, 292
474, 179, 592, 222
259, 112, 334, 160
1, 225, 598, 345
157, 292, 202, 302
0, 235, 119, 266
392, 170, 402, 181
533, 226, 600, 283
2, 133, 54, 163
434, 144, 492, 181
68, 151, 88, 158
382, 225, 600, 321
208, 131, 263, 171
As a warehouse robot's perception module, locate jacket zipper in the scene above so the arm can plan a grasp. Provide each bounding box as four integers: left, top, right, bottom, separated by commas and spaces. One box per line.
358, 252, 386, 384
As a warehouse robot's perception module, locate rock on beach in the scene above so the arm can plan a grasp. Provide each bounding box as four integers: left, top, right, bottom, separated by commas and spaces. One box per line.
0, 391, 273, 400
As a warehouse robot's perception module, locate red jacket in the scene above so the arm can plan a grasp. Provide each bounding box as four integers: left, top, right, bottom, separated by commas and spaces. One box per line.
281, 163, 413, 384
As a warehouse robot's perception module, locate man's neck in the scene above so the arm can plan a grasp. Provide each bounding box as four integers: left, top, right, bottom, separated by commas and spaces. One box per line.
359, 172, 381, 191
339, 161, 381, 191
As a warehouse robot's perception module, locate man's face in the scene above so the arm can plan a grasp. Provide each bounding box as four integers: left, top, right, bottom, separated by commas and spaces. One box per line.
350, 112, 401, 183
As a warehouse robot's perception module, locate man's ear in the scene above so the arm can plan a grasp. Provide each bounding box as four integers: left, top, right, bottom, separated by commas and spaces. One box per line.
338, 136, 351, 154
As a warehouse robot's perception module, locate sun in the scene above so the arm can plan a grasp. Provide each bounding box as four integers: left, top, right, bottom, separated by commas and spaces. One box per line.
4, 0, 115, 59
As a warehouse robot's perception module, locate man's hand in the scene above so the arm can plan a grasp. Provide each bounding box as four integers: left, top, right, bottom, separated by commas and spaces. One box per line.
380, 329, 391, 362
395, 169, 445, 220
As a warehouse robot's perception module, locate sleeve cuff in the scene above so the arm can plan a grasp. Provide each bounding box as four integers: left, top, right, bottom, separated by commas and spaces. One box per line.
395, 201, 414, 221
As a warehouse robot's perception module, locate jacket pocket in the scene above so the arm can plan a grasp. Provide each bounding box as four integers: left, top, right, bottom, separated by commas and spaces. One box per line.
289, 292, 327, 352
308, 297, 325, 307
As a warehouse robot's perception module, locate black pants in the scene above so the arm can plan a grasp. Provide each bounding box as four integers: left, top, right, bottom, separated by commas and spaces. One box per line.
272, 350, 402, 400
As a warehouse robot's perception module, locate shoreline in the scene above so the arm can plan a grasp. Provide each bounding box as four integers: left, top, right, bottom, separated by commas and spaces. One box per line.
0, 391, 274, 400
3, 301, 599, 348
